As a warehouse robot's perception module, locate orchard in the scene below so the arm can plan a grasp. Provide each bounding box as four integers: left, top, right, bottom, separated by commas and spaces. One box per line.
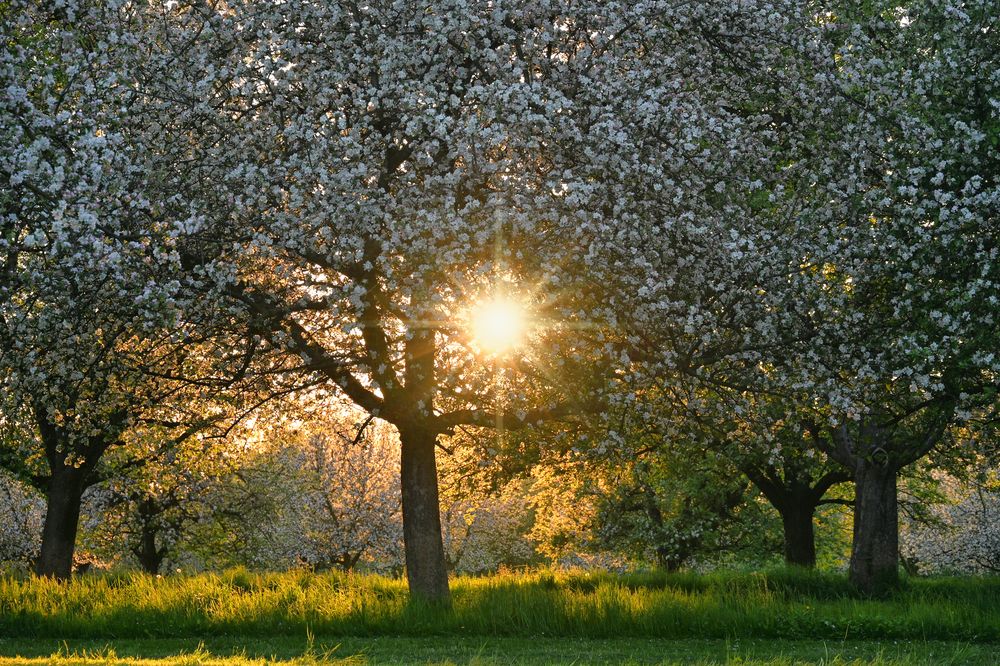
1, 1, 998, 663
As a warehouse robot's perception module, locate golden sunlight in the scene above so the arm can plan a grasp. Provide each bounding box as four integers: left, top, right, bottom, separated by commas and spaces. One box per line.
470, 296, 528, 355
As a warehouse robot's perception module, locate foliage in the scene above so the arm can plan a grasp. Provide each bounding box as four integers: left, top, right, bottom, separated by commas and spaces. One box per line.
137, 407, 542, 576
76, 425, 251, 574
0, 0, 262, 577
523, 455, 609, 567
593, 438, 783, 571
289, 425, 404, 573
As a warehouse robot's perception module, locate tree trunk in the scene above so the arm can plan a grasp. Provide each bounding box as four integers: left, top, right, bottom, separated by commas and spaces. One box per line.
781, 503, 817, 568
399, 424, 450, 605
136, 521, 164, 575
655, 545, 686, 572
36, 465, 87, 579
850, 460, 899, 595
743, 466, 829, 570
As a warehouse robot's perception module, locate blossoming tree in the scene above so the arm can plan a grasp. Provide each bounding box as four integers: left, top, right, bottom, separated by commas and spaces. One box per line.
5, 0, 996, 598
1, 1, 251, 577
606, 0, 999, 592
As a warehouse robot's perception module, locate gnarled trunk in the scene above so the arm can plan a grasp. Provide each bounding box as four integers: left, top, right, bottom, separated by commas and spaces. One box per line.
399, 424, 450, 605
36, 465, 87, 579
850, 460, 898, 594
821, 418, 947, 595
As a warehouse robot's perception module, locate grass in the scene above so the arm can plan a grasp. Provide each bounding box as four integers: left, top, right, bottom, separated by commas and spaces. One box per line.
2, 567, 1000, 641
0, 637, 996, 665
1, 568, 999, 663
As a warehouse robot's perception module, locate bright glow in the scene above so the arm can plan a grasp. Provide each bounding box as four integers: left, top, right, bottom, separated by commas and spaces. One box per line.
470, 297, 528, 355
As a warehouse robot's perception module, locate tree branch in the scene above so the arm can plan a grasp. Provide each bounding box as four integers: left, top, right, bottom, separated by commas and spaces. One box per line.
435, 401, 585, 432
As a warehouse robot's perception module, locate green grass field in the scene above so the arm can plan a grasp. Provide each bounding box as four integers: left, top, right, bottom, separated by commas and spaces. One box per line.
1, 568, 998, 664
0, 636, 996, 665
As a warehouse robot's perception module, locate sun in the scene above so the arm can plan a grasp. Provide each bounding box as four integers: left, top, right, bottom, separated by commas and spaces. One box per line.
470, 296, 528, 355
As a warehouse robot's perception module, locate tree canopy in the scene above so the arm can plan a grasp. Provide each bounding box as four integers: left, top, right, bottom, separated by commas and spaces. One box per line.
1, 0, 997, 598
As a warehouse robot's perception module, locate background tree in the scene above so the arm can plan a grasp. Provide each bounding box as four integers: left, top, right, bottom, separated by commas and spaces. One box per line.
608, 0, 999, 593
2, 2, 185, 577
288, 420, 404, 572
596, 448, 779, 572
79, 420, 240, 574
901, 466, 1000, 574
781, 0, 1000, 592
437, 446, 537, 574
1, 1, 266, 578
728, 400, 853, 568
0, 471, 44, 567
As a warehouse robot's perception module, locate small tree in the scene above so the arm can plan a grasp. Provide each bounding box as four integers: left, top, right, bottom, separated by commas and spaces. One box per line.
293, 422, 404, 572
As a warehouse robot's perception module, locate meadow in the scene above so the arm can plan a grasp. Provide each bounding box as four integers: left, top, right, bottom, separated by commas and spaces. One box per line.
1, 568, 999, 664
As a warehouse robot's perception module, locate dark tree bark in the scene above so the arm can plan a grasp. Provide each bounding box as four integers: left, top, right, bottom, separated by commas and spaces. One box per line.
814, 407, 953, 595
33, 403, 118, 579
822, 422, 909, 595
237, 284, 455, 603
849, 458, 899, 594
338, 551, 362, 572
133, 499, 166, 575
36, 464, 87, 579
398, 423, 450, 605
655, 546, 686, 572
136, 523, 164, 575
780, 503, 817, 567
